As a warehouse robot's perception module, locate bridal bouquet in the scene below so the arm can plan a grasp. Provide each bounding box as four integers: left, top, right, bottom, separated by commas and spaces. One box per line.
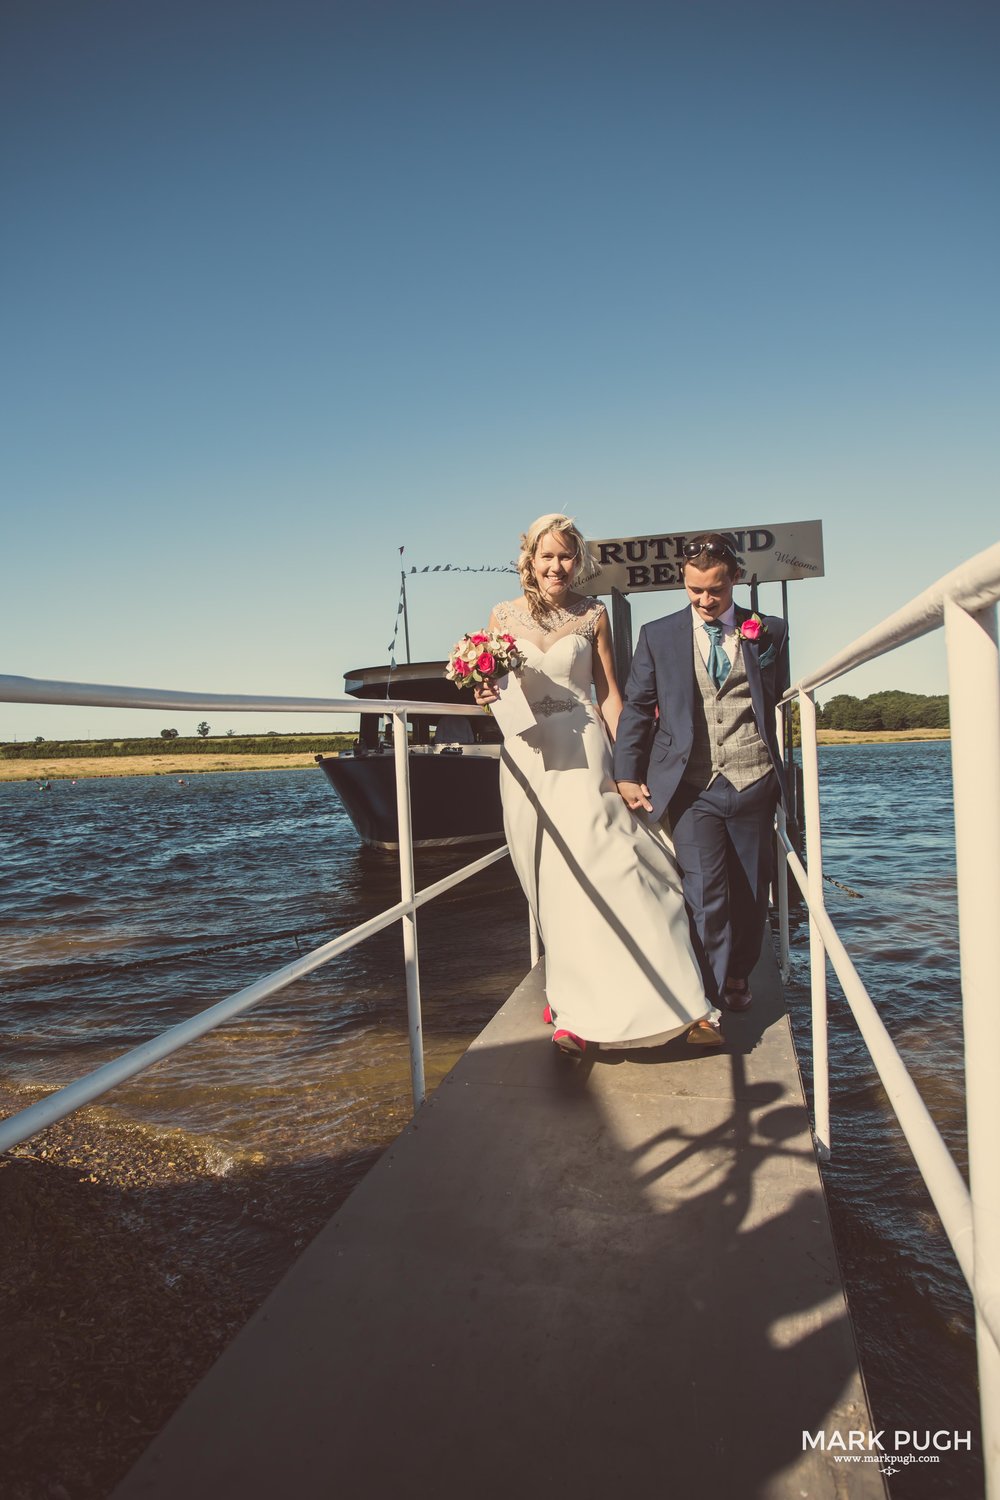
445, 629, 525, 690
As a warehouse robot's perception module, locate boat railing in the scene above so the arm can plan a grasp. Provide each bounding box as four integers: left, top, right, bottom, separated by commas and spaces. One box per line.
773, 540, 1000, 1495
0, 679, 526, 1155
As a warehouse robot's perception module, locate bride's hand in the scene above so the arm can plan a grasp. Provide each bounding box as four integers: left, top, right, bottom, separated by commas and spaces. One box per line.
474, 682, 499, 707
616, 779, 653, 813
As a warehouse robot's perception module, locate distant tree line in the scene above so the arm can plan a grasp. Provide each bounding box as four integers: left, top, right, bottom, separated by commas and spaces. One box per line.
816, 691, 948, 731
0, 733, 356, 760
6, 693, 949, 758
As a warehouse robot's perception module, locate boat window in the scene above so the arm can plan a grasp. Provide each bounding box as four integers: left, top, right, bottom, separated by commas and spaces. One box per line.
434, 717, 475, 746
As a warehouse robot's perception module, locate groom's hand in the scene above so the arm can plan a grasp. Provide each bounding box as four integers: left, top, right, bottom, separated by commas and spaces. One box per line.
617, 779, 653, 813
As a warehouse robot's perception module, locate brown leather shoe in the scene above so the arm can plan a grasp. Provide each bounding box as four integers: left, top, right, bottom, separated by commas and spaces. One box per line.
686, 1018, 725, 1046
725, 978, 752, 1012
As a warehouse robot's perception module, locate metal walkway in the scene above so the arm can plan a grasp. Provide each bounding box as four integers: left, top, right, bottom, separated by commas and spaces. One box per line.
113, 950, 884, 1500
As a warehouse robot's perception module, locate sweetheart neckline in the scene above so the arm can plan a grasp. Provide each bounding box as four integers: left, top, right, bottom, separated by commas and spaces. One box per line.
516, 632, 592, 658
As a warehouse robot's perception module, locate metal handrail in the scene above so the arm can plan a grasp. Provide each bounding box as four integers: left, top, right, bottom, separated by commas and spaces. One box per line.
0, 683, 512, 1154
774, 539, 1000, 1496
777, 831, 975, 1287
0, 673, 480, 716
785, 540, 1000, 697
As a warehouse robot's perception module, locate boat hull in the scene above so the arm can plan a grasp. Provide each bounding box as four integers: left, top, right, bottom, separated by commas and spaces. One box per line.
316, 750, 504, 850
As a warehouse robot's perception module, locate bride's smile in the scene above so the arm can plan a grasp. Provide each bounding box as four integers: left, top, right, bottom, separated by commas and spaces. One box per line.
532, 534, 577, 602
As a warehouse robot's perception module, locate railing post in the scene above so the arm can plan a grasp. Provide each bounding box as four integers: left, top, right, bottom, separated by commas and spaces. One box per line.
775, 802, 791, 983
945, 597, 1000, 1496
798, 689, 830, 1160
775, 703, 791, 981
392, 710, 426, 1110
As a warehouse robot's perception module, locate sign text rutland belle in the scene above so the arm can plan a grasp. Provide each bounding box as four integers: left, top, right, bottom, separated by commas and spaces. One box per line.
579, 520, 825, 594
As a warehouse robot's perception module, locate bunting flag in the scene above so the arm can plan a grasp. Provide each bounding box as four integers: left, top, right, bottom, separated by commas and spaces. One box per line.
406, 562, 516, 573
382, 545, 405, 682
386, 575, 405, 671
386, 584, 405, 667
384, 556, 517, 696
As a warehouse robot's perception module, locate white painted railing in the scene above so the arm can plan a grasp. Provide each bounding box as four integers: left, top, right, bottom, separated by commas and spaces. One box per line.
776, 540, 1000, 1496
0, 677, 512, 1153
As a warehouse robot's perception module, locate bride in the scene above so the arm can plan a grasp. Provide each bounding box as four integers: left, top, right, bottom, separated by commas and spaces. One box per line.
474, 513, 722, 1055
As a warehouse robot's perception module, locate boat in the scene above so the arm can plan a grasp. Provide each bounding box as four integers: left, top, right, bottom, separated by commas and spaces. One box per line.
314, 661, 504, 849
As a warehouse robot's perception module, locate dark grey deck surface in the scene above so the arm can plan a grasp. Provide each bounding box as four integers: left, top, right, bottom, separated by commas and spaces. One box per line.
114, 948, 884, 1500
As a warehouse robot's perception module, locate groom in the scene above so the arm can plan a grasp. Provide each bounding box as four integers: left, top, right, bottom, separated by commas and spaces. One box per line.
613, 533, 789, 1018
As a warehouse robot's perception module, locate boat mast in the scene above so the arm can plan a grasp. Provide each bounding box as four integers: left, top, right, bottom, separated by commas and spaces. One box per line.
400, 549, 411, 663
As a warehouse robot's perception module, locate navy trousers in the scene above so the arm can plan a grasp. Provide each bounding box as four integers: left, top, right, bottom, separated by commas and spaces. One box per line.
666, 771, 780, 1005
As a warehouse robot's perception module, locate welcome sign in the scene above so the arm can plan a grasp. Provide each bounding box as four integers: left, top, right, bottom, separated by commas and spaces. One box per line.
578, 519, 824, 594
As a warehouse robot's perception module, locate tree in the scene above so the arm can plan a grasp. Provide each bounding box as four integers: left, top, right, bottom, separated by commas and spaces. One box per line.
161, 728, 179, 740
197, 722, 210, 738
921, 696, 950, 728
784, 699, 801, 746
226, 729, 235, 737
816, 690, 949, 732
851, 702, 884, 731
34, 735, 44, 744
821, 694, 865, 730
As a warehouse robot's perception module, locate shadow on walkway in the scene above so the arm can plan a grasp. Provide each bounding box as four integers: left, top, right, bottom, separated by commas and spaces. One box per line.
112, 951, 884, 1500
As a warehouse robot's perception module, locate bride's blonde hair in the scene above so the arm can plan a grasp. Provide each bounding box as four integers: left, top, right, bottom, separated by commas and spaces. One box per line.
517, 513, 596, 621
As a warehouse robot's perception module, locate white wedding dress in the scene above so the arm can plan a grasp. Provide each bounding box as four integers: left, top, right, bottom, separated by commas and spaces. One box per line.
492, 597, 715, 1046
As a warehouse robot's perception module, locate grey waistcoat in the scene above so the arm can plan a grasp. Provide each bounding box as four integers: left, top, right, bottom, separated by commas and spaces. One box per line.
683, 632, 774, 791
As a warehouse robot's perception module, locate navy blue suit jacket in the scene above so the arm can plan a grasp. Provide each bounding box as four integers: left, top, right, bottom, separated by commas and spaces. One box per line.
613, 605, 790, 823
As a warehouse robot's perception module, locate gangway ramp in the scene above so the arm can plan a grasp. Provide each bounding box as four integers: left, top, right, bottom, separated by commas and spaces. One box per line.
113, 950, 884, 1499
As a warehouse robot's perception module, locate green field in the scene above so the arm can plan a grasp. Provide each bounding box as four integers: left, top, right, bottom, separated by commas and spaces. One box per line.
0, 733, 357, 760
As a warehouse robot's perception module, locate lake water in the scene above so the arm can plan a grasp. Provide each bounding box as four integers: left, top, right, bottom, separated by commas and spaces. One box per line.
781, 740, 979, 1497
0, 742, 981, 1496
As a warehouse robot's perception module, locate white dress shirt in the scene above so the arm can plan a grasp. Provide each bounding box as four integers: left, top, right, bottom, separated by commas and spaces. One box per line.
691, 602, 738, 670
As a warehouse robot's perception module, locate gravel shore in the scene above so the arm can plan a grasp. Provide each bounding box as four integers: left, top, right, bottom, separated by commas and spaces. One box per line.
0, 1090, 388, 1499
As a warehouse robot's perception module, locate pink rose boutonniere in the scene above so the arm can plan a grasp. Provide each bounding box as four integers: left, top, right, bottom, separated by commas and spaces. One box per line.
739, 612, 778, 669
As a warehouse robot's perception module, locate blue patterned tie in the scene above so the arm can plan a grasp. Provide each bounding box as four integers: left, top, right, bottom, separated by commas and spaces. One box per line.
703, 621, 730, 689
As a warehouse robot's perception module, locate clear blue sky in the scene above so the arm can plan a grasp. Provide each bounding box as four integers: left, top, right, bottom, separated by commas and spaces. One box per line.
2, 0, 997, 740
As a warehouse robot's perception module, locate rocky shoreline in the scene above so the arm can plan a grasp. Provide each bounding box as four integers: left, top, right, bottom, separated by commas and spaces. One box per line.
0, 1091, 388, 1499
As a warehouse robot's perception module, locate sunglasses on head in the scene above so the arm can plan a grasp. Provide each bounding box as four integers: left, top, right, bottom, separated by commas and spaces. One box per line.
682, 538, 738, 562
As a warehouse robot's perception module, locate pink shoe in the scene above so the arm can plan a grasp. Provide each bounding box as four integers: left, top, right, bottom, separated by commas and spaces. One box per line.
542, 1003, 553, 1025
552, 1029, 586, 1056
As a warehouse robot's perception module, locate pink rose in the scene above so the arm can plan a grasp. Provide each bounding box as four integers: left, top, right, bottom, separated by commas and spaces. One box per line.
470, 632, 489, 644
501, 633, 516, 646
476, 651, 496, 674
741, 616, 762, 641
453, 658, 471, 677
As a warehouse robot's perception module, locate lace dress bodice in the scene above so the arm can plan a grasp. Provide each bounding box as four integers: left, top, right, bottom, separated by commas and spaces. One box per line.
492, 597, 606, 710
493, 595, 604, 648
